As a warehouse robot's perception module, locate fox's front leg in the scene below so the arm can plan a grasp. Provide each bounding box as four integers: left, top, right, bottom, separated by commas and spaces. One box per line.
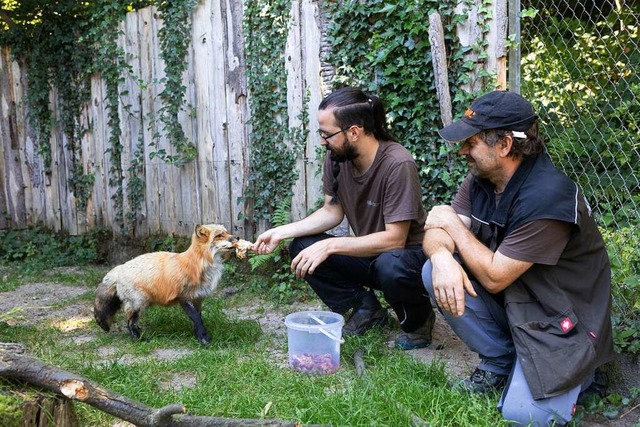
180, 300, 211, 345
126, 311, 142, 340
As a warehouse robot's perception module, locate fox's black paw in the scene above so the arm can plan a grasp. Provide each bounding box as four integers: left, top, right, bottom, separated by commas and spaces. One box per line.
198, 334, 212, 345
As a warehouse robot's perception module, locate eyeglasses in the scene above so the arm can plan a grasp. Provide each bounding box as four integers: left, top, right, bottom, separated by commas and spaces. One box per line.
318, 128, 348, 142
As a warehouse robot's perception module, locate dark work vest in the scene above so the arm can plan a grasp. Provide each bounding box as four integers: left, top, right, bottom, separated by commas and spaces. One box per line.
469, 153, 614, 399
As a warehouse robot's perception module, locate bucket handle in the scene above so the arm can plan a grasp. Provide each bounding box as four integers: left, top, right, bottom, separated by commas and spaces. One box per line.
308, 313, 345, 344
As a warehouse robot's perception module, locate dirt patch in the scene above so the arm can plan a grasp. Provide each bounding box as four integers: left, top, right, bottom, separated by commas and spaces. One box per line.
397, 311, 480, 378
159, 372, 198, 391
0, 283, 91, 327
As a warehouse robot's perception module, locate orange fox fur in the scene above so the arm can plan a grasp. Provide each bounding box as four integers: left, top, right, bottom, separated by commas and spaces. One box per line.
94, 224, 236, 344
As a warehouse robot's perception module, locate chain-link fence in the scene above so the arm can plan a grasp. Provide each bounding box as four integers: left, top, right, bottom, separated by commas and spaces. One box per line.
517, 0, 639, 332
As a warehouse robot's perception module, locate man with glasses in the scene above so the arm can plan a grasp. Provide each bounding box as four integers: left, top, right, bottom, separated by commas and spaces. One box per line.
253, 87, 435, 349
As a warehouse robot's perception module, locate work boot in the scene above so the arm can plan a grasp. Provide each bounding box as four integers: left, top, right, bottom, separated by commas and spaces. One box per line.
394, 309, 436, 350
460, 367, 508, 394
343, 307, 389, 336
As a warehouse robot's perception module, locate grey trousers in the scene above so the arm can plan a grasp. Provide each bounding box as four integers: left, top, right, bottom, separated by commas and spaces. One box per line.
422, 259, 592, 426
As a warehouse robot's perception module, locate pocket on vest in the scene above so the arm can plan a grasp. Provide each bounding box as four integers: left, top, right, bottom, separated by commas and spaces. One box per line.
511, 308, 596, 398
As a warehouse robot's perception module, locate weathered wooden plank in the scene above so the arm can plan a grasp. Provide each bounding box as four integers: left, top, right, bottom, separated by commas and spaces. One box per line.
494, 0, 508, 90
151, 14, 179, 236
61, 92, 80, 234
210, 0, 231, 228
89, 76, 107, 230
9, 53, 36, 229
223, 0, 250, 238
301, 0, 324, 217
190, 0, 211, 231
118, 19, 134, 235
51, 85, 80, 235
177, 19, 199, 238
139, 6, 160, 234
192, 0, 222, 227
0, 48, 10, 229
454, 3, 483, 92
124, 10, 148, 237
0, 48, 28, 229
101, 78, 116, 230
74, 103, 90, 235
47, 87, 64, 232
0, 47, 15, 229
80, 100, 97, 230
12, 54, 48, 227
286, 0, 306, 223
428, 12, 453, 127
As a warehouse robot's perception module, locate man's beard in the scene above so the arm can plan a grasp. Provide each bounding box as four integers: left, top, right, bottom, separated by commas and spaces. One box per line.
328, 143, 358, 163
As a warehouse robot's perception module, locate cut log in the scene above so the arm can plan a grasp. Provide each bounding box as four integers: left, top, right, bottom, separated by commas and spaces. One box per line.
19, 393, 79, 427
0, 343, 325, 427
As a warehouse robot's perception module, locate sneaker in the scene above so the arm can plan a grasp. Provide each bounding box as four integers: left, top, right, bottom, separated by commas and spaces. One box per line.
460, 368, 508, 394
394, 309, 436, 350
343, 307, 388, 336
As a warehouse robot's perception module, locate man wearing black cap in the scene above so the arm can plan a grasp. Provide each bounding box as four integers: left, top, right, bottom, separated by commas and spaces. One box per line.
421, 91, 614, 425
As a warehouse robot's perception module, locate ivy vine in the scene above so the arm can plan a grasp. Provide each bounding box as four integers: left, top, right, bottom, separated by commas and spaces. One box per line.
86, 2, 130, 228
153, 0, 199, 165
243, 0, 309, 221
126, 128, 146, 232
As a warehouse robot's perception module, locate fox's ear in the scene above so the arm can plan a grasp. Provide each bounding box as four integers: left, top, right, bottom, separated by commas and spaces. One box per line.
195, 224, 208, 239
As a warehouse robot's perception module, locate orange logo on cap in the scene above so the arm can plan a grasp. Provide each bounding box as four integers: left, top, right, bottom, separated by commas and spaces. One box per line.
464, 108, 476, 118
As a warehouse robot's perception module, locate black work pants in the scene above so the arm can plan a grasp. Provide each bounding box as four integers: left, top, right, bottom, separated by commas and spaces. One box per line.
289, 233, 433, 332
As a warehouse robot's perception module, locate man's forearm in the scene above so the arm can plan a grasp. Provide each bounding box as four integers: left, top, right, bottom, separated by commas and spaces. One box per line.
441, 220, 515, 293
274, 204, 343, 240
423, 228, 456, 258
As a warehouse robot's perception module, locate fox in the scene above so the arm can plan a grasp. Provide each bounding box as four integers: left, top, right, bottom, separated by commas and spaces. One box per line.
94, 224, 237, 345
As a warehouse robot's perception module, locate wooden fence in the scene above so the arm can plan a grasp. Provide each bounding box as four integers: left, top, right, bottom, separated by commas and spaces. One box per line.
0, 0, 504, 239
0, 0, 330, 239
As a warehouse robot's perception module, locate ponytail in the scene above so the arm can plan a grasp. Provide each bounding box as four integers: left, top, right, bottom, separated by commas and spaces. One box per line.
319, 87, 396, 142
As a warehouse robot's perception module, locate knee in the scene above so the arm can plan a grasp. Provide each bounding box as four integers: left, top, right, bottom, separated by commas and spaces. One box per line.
501, 400, 568, 427
371, 251, 403, 290
421, 260, 435, 298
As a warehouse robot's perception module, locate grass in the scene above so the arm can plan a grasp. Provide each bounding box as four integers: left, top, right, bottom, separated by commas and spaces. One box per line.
0, 262, 570, 426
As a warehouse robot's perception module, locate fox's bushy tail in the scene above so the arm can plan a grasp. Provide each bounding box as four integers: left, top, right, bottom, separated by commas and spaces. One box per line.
94, 279, 121, 332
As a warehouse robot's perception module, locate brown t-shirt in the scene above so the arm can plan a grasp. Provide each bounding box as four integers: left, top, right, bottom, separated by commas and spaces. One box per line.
322, 140, 426, 246
451, 174, 571, 264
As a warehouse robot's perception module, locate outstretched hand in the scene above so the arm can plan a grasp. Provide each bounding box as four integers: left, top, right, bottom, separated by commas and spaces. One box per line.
253, 229, 283, 255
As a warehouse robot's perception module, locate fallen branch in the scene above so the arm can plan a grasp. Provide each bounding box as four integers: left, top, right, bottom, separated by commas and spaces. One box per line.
353, 349, 366, 379
619, 401, 640, 420
0, 343, 322, 426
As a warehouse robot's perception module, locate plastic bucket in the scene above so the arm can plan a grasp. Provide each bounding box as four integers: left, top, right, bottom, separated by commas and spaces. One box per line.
284, 311, 344, 375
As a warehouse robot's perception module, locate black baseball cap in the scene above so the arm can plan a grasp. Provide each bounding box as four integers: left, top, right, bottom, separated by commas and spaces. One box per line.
438, 91, 538, 142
